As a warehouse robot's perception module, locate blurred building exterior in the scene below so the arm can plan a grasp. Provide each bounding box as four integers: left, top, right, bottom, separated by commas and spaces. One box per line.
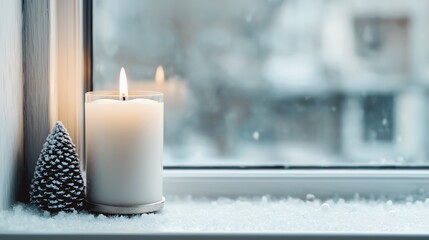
94, 0, 429, 165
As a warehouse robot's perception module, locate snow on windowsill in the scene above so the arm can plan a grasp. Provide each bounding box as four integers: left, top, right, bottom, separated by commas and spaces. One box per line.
1, 195, 429, 234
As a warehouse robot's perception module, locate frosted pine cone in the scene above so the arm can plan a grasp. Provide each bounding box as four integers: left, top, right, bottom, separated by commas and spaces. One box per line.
30, 122, 85, 213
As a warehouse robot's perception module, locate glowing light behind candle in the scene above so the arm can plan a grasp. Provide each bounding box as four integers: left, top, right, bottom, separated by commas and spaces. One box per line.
128, 65, 188, 108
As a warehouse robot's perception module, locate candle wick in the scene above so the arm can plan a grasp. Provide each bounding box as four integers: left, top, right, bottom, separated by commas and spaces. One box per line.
122, 96, 127, 101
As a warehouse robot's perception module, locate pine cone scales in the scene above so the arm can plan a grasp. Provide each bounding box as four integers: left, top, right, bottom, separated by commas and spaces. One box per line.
30, 122, 85, 213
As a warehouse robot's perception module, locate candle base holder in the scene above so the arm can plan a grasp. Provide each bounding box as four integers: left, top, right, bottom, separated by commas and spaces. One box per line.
86, 197, 165, 215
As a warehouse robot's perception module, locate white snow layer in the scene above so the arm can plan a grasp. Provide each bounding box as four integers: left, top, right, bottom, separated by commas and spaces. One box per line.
1, 195, 429, 234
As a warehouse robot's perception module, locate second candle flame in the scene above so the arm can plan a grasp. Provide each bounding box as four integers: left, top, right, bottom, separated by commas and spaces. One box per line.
119, 67, 128, 101
155, 66, 164, 83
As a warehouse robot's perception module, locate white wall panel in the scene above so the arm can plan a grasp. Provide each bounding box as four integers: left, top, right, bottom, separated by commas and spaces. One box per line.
0, 0, 24, 210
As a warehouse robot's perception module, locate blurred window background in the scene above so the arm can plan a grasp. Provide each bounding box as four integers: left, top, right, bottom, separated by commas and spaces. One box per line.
93, 0, 429, 166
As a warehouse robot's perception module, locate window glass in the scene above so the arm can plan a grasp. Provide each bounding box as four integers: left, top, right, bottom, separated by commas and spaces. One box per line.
93, 0, 429, 166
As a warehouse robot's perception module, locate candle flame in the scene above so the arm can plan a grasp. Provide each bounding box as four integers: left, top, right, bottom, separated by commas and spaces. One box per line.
119, 67, 128, 101
155, 65, 164, 83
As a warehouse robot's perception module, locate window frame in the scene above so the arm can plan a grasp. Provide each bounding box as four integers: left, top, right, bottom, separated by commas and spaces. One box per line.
80, 0, 429, 198
164, 168, 429, 198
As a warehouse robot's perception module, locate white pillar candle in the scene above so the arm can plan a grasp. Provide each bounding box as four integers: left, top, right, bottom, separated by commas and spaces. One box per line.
85, 68, 163, 206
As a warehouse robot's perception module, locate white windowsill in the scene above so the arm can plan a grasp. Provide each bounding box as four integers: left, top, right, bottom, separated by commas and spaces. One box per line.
1, 194, 429, 239
2, 169, 429, 239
